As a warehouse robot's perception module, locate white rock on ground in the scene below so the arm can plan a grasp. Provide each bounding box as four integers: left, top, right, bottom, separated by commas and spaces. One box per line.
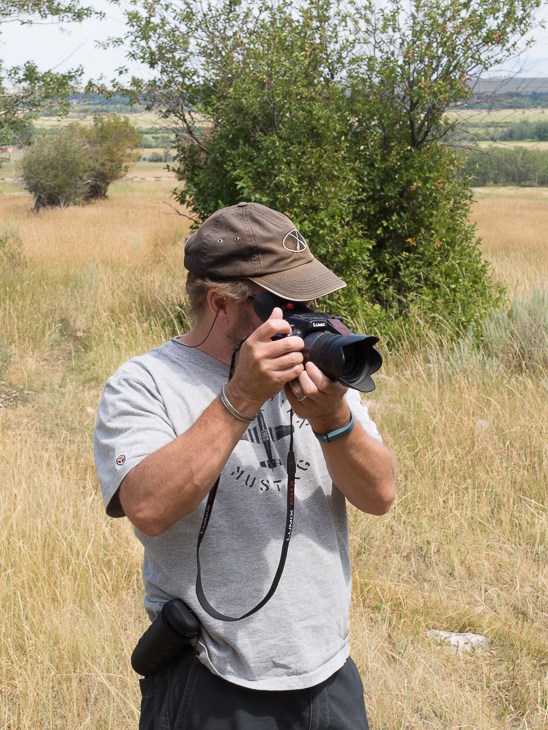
426, 630, 490, 654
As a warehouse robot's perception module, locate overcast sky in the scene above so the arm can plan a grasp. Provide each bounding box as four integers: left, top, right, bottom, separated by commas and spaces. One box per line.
3, 0, 548, 82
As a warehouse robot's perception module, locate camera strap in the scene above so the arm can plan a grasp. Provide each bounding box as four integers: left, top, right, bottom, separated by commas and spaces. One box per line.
195, 398, 296, 621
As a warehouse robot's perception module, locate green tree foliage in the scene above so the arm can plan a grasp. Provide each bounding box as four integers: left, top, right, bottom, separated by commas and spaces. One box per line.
463, 146, 548, 185
497, 119, 548, 141
20, 116, 140, 209
111, 0, 540, 328
0, 0, 97, 156
535, 120, 548, 141
499, 120, 535, 141
21, 124, 94, 209
86, 115, 141, 199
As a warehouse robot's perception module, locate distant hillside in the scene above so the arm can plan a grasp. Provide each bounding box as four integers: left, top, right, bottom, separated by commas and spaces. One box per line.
68, 93, 147, 114
467, 77, 548, 107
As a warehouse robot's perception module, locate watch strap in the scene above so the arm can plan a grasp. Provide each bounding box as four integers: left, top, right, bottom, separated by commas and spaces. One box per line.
312, 411, 355, 443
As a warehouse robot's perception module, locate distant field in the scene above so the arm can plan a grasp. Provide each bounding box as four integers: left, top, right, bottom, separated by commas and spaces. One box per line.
0, 158, 175, 191
476, 139, 548, 150
471, 186, 548, 294
448, 107, 548, 123
33, 111, 163, 129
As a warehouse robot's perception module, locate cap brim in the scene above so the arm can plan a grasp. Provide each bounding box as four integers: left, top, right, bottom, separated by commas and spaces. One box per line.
249, 258, 346, 302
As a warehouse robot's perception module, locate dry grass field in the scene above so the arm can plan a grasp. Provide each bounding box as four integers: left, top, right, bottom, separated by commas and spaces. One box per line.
471, 187, 548, 294
476, 140, 548, 150
0, 180, 547, 728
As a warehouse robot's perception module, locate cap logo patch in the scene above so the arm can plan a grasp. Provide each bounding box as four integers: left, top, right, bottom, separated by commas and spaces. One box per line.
116, 455, 126, 466
283, 229, 307, 253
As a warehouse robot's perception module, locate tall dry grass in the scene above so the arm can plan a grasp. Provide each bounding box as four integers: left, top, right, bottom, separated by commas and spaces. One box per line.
470, 187, 548, 295
1, 182, 547, 728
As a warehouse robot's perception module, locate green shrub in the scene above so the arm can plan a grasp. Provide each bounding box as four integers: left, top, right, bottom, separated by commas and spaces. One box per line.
536, 121, 548, 141
86, 115, 140, 199
20, 115, 140, 209
482, 288, 548, 371
20, 124, 93, 209
169, 1, 504, 328
116, 0, 537, 330
499, 121, 535, 142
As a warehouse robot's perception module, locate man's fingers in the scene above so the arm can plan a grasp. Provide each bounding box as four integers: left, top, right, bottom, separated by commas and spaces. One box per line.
289, 378, 305, 399
268, 307, 283, 320
304, 362, 343, 394
253, 316, 292, 342
268, 351, 304, 371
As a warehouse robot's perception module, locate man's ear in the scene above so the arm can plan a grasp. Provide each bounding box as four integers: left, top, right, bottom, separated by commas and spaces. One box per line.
206, 290, 230, 325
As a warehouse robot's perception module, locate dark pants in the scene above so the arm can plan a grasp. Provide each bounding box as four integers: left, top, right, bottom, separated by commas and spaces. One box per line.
138, 645, 370, 730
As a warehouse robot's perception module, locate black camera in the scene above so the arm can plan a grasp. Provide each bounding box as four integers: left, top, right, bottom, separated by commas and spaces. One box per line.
252, 291, 382, 393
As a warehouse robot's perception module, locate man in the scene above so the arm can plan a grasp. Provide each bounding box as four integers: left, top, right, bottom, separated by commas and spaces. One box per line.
94, 202, 395, 730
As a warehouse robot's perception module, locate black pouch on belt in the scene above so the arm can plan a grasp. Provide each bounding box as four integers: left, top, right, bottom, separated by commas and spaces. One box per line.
131, 599, 200, 678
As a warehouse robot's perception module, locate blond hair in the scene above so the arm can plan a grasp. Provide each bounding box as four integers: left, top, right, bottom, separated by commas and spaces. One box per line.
185, 273, 252, 322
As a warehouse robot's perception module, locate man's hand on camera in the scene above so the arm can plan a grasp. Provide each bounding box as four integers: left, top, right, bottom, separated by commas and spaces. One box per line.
285, 362, 350, 435
226, 307, 305, 416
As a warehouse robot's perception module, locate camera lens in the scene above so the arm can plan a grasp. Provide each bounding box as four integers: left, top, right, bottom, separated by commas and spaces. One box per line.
341, 342, 362, 382
303, 333, 381, 393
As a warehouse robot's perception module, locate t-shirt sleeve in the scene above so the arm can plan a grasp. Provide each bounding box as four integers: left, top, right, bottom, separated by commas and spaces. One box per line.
344, 388, 383, 443
93, 373, 177, 518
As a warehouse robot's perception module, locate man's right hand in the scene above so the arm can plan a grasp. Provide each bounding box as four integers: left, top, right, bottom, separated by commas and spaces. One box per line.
226, 307, 305, 416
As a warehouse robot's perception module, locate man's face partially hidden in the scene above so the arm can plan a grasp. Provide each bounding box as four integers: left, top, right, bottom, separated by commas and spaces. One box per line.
225, 285, 265, 351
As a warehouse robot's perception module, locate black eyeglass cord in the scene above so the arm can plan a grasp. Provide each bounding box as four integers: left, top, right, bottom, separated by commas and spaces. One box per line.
174, 298, 227, 350
195, 339, 297, 622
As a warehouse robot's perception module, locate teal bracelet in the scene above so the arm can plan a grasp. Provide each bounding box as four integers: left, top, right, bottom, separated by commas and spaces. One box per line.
312, 412, 355, 444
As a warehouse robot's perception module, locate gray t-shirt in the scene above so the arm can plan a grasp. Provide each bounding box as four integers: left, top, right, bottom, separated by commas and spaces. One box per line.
94, 338, 382, 691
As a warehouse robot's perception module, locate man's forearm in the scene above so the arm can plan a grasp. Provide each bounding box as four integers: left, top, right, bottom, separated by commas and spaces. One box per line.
119, 395, 252, 537
311, 407, 395, 515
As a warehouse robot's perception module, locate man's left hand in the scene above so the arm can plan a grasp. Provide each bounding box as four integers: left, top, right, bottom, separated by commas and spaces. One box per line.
284, 361, 351, 435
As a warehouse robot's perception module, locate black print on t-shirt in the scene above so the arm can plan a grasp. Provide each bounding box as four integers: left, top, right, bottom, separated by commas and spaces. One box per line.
240, 410, 292, 469
228, 470, 304, 493
237, 407, 311, 493
241, 409, 310, 464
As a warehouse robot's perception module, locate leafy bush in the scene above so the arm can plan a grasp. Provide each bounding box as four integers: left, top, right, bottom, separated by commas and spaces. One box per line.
20, 115, 140, 209
86, 115, 141, 199
0, 219, 26, 268
482, 288, 548, 371
498, 120, 548, 143
499, 121, 535, 141
115, 0, 538, 329
20, 124, 93, 209
148, 152, 163, 162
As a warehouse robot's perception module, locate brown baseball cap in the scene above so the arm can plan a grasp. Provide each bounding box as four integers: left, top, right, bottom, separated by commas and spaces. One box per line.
184, 202, 346, 301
